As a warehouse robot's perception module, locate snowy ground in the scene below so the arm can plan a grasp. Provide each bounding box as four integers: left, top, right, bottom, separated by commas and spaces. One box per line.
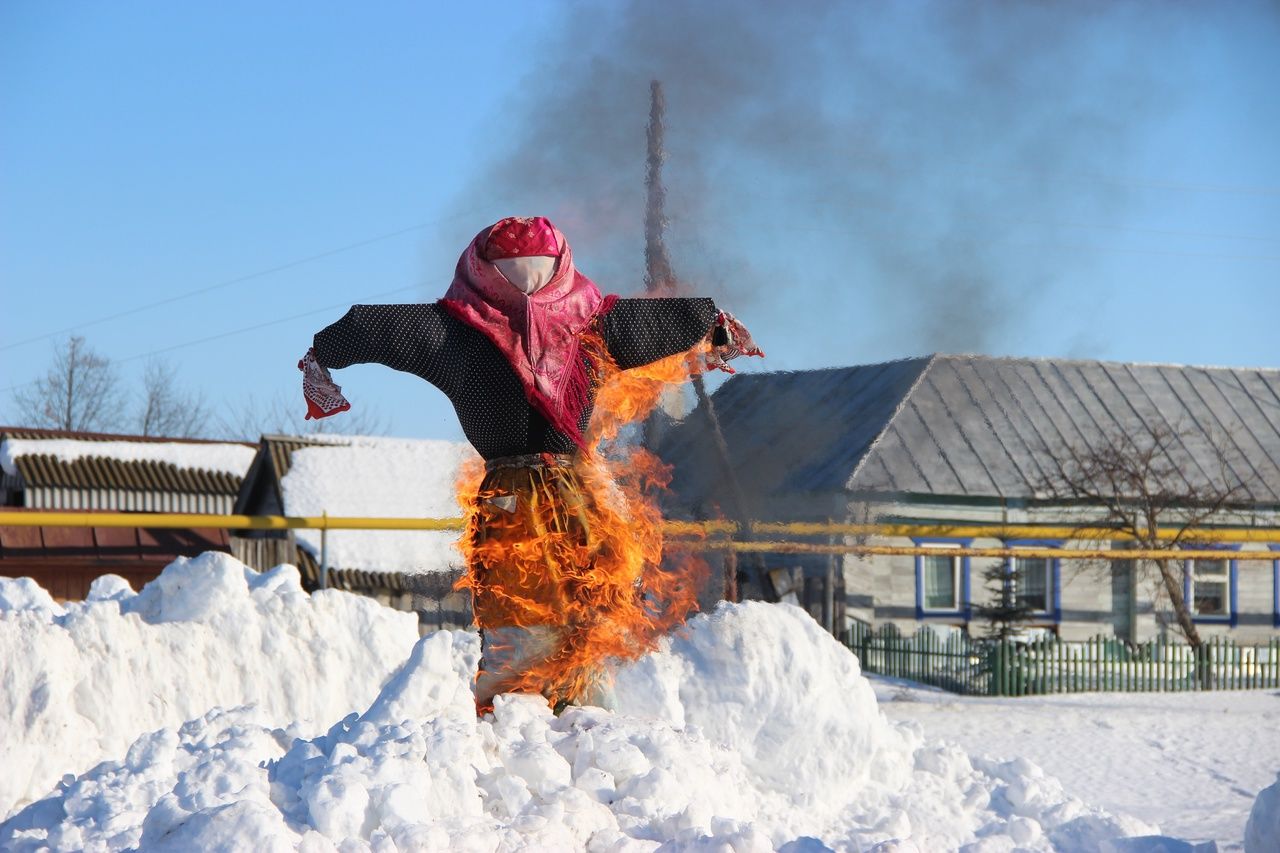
1, 553, 1276, 851
871, 676, 1280, 851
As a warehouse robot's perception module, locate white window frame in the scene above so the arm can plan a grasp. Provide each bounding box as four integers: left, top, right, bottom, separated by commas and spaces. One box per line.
920, 544, 963, 613
1010, 552, 1054, 615
1188, 557, 1231, 618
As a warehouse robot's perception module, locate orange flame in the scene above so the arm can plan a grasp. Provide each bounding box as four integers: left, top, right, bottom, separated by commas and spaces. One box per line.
454, 337, 711, 711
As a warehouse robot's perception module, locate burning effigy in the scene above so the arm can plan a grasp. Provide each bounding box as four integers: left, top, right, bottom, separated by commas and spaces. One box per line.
301, 216, 761, 712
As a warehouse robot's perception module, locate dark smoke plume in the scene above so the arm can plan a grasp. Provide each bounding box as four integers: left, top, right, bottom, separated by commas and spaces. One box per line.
441, 1, 1196, 364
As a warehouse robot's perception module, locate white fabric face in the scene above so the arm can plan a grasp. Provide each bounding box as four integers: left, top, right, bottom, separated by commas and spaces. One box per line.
494, 256, 557, 295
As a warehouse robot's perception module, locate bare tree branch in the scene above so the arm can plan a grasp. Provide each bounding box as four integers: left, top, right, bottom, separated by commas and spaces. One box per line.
13, 336, 124, 432
137, 359, 209, 437
1035, 421, 1248, 661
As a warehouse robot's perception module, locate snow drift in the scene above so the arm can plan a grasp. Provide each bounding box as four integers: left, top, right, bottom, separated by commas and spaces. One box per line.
1246, 773, 1280, 853
1, 554, 1171, 850
0, 554, 420, 820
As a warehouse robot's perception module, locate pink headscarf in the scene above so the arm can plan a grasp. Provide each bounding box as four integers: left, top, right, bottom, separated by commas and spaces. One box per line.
440, 218, 617, 447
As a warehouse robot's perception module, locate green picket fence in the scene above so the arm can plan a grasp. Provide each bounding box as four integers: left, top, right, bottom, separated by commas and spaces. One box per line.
844, 622, 1280, 696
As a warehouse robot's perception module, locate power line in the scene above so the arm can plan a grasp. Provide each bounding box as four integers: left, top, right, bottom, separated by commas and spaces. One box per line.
0, 213, 474, 353
969, 166, 1280, 198
0, 285, 419, 395
1012, 220, 1280, 245
732, 190, 1280, 245
750, 221, 1280, 264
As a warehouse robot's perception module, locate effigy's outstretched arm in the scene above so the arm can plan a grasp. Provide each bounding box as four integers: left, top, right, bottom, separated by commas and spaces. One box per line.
598, 297, 718, 370
301, 303, 454, 419
599, 297, 763, 373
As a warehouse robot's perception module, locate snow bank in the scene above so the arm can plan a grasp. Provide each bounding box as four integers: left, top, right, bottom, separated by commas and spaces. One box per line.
0, 576, 65, 616
279, 436, 477, 575
1246, 773, 1280, 852
0, 437, 255, 477
2, 567, 1162, 851
0, 553, 420, 819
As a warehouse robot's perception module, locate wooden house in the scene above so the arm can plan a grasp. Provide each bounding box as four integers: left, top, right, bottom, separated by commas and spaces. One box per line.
658, 355, 1280, 643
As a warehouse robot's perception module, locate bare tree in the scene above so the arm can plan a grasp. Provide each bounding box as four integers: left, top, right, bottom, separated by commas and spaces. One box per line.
14, 336, 124, 432
137, 360, 209, 437
1037, 423, 1247, 658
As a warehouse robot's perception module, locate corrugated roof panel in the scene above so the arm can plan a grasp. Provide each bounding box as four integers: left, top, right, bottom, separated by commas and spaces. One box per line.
964, 360, 1055, 490
1092, 361, 1162, 434
13, 455, 241, 496
1178, 367, 1280, 502
1056, 362, 1132, 440
1148, 366, 1256, 500
858, 425, 934, 494
947, 358, 1041, 492
1025, 361, 1107, 458
917, 360, 1024, 496
888, 399, 969, 494
786, 360, 929, 493
1229, 370, 1280, 454
1115, 365, 1212, 494
984, 360, 1069, 461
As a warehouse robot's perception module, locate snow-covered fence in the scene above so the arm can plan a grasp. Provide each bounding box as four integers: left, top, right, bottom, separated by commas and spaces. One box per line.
845, 622, 1280, 696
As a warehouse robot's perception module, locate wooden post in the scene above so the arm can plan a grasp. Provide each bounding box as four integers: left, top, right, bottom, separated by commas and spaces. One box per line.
319, 511, 329, 590
640, 80, 775, 602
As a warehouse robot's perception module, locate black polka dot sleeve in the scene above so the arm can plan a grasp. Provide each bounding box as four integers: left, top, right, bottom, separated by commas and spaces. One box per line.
599, 297, 717, 370
312, 304, 454, 392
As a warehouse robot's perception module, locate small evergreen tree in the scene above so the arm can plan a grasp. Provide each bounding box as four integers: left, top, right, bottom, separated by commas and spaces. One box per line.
976, 561, 1036, 640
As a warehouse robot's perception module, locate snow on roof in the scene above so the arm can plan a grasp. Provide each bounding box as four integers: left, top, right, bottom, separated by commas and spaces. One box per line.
279, 435, 479, 575
0, 437, 256, 479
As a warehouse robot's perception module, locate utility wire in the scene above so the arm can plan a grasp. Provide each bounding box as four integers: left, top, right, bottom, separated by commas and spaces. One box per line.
1012, 220, 1280, 245
730, 191, 1280, 245
757, 221, 1280, 264
968, 166, 1280, 198
0, 285, 418, 395
0, 213, 473, 353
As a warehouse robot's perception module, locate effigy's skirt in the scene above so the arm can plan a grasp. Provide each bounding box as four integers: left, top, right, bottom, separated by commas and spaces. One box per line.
461, 455, 630, 711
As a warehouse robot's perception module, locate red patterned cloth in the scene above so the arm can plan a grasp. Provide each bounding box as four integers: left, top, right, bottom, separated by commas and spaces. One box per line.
440, 218, 617, 447
705, 311, 765, 374
483, 216, 561, 260
299, 347, 351, 419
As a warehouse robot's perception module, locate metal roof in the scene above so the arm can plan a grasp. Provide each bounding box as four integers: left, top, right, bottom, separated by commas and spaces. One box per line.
660, 355, 1280, 506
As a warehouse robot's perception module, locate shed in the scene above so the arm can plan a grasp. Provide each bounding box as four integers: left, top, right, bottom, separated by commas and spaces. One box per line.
233, 434, 478, 630
0, 428, 256, 599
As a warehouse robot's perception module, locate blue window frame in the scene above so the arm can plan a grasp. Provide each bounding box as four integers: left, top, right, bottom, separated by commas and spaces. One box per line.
1182, 544, 1240, 627
1004, 539, 1063, 624
914, 537, 971, 621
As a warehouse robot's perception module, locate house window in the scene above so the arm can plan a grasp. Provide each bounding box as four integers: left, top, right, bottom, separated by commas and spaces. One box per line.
1004, 541, 1062, 622
922, 551, 961, 611
1189, 558, 1230, 617
1013, 556, 1052, 613
914, 539, 970, 618
1182, 548, 1238, 626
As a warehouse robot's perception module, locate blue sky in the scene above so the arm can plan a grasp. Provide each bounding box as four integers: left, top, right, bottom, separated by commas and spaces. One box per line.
2, 1, 1278, 441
